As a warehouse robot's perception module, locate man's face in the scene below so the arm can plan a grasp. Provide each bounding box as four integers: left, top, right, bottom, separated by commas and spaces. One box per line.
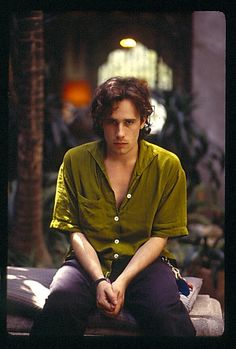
102, 99, 146, 157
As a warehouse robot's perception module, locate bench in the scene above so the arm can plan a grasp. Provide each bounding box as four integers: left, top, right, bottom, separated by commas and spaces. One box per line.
6, 266, 224, 337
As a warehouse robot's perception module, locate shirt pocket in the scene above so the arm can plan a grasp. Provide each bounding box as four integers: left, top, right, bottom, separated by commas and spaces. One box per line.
77, 193, 105, 232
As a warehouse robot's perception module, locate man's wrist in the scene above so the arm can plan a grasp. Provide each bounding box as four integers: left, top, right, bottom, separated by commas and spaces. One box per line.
94, 277, 111, 287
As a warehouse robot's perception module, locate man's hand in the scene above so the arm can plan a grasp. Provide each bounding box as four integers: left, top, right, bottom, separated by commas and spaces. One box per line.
96, 281, 118, 314
109, 278, 127, 316
96, 279, 127, 317
100, 236, 168, 317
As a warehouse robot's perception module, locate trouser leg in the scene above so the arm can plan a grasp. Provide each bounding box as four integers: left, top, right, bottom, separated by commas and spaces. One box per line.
30, 259, 96, 339
125, 257, 196, 337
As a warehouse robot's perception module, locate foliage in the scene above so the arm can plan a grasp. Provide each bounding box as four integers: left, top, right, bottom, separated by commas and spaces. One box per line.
43, 95, 80, 172
8, 249, 36, 267
149, 89, 225, 285
148, 89, 224, 196
168, 183, 224, 289
43, 94, 96, 172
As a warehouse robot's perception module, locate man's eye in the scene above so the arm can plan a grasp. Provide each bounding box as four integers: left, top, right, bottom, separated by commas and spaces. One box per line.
125, 120, 135, 125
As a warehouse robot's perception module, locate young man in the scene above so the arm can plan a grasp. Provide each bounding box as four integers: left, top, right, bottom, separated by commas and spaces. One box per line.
30, 77, 196, 338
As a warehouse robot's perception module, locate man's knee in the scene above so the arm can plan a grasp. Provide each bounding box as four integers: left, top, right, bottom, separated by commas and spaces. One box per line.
45, 286, 95, 315
31, 287, 95, 337
128, 296, 196, 336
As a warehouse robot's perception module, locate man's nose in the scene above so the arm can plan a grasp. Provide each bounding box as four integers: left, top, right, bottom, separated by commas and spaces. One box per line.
116, 123, 125, 138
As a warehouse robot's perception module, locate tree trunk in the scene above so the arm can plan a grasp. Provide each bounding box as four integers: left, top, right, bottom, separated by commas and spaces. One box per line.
9, 12, 52, 267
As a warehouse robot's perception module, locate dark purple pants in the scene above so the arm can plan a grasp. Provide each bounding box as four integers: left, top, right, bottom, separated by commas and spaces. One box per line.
30, 257, 196, 338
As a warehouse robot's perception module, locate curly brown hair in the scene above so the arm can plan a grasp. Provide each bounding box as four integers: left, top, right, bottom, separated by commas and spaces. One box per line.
90, 77, 153, 138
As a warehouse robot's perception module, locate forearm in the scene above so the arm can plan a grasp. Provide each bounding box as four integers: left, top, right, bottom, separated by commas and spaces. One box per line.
116, 236, 167, 287
70, 232, 104, 281
70, 232, 118, 313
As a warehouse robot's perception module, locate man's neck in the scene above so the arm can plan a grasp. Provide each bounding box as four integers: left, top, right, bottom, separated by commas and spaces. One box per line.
105, 144, 139, 165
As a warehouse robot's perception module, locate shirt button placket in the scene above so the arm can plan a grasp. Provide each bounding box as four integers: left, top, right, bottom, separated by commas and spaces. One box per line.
113, 215, 120, 260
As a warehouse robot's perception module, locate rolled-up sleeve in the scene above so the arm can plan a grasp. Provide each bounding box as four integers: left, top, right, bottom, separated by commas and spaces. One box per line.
50, 157, 81, 233
151, 160, 188, 238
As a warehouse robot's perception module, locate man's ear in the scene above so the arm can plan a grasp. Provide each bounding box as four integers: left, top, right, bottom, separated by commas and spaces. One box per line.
140, 117, 147, 129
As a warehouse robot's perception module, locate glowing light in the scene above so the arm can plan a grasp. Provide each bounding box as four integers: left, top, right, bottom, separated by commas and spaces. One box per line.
120, 38, 137, 48
63, 80, 92, 107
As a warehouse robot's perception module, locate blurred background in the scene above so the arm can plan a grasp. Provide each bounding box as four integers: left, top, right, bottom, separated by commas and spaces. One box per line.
8, 11, 225, 310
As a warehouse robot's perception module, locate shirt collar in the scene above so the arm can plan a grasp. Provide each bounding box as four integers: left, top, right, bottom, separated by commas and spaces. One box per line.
135, 139, 159, 176
87, 140, 106, 175
87, 139, 159, 176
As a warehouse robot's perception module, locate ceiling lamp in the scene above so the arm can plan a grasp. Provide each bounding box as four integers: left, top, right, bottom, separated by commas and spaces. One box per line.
120, 38, 137, 48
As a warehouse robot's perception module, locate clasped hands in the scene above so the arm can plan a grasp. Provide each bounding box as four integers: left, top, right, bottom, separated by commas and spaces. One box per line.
96, 279, 126, 317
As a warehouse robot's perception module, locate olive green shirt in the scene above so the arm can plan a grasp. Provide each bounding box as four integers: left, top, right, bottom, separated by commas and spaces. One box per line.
50, 139, 188, 276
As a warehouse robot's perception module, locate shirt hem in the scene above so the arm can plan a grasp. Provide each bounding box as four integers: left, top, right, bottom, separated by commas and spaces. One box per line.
151, 227, 188, 238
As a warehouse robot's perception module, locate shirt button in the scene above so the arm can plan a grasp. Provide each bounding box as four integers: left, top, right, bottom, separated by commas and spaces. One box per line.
114, 239, 120, 244
127, 193, 132, 199
114, 216, 119, 222
114, 253, 119, 259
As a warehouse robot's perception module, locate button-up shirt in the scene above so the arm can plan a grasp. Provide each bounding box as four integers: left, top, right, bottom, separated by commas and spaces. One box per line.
50, 139, 188, 276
